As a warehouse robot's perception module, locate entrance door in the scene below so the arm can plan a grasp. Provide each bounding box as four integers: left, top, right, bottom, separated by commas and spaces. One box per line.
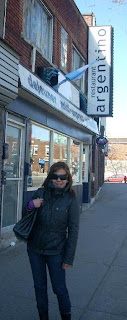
1, 120, 25, 232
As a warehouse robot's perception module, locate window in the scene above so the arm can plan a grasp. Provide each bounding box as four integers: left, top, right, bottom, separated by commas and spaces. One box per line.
53, 133, 67, 163
28, 123, 84, 189
61, 27, 68, 70
45, 145, 49, 156
72, 47, 85, 92
28, 123, 50, 189
23, 0, 53, 61
70, 139, 80, 184
33, 145, 38, 155
12, 142, 18, 156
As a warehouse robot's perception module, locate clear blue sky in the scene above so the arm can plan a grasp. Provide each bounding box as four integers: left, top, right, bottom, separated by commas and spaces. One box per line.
74, 0, 127, 138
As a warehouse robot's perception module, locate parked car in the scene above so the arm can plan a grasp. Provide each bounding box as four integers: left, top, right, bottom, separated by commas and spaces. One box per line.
108, 174, 124, 183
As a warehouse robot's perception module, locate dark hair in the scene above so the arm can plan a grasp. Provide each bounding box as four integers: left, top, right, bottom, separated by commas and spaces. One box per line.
43, 161, 76, 198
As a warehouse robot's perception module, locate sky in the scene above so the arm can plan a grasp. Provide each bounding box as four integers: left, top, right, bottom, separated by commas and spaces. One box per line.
74, 0, 127, 138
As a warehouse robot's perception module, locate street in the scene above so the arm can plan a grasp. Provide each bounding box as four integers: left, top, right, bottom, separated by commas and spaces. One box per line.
1, 183, 127, 320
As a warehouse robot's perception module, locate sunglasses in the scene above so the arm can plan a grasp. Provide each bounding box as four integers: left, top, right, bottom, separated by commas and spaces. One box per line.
51, 174, 68, 181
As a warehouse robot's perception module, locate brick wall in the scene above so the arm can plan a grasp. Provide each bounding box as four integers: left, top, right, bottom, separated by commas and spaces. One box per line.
83, 13, 95, 27
5, 0, 87, 73
108, 138, 127, 160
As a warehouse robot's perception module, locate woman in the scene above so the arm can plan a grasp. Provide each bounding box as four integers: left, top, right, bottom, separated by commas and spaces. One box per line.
27, 161, 79, 320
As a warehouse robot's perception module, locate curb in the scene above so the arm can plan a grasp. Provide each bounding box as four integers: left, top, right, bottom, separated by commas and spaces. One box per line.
82, 186, 102, 213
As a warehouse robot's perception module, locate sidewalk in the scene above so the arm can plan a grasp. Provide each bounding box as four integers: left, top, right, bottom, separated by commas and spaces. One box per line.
1, 183, 127, 320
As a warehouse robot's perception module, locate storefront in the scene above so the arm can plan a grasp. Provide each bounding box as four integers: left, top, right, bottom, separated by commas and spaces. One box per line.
0, 40, 19, 237
0, 64, 98, 236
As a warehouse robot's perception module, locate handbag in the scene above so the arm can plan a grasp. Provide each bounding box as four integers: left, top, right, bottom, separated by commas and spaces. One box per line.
13, 208, 38, 242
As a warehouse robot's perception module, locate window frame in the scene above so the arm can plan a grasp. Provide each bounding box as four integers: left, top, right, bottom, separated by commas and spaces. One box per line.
60, 26, 68, 71
33, 145, 38, 155
53, 131, 68, 163
72, 45, 85, 93
28, 121, 85, 188
45, 145, 49, 156
69, 138, 82, 185
23, 0, 53, 63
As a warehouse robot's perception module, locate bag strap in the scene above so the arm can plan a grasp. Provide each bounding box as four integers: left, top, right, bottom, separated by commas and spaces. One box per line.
32, 187, 44, 200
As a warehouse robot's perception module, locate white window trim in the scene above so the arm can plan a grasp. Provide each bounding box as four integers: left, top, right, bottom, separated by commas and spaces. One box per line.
72, 45, 85, 93
72, 44, 85, 63
79, 142, 83, 184
29, 121, 88, 185
83, 145, 89, 182
61, 26, 68, 70
45, 145, 49, 156
49, 131, 53, 167
22, 0, 53, 63
33, 145, 38, 155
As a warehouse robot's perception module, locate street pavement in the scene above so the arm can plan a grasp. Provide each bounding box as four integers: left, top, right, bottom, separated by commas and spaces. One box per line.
1, 183, 127, 320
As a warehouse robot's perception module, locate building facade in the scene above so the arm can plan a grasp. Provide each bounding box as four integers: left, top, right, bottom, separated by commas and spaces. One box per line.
0, 0, 106, 242
105, 138, 127, 178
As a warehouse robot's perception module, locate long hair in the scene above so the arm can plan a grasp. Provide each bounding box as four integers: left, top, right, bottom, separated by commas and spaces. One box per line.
43, 161, 76, 198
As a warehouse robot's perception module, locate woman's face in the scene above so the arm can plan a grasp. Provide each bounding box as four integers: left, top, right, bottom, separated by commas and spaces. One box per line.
52, 168, 68, 189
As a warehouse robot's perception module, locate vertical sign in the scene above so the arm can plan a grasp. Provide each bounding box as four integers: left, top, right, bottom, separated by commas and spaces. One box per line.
87, 26, 113, 117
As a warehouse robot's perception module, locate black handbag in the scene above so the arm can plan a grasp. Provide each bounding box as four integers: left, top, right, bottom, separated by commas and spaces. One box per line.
13, 208, 38, 242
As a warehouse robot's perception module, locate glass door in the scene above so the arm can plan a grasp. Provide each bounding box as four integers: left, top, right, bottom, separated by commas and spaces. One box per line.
1, 121, 25, 231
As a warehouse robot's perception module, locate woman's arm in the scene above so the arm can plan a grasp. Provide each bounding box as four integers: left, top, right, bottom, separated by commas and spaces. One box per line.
63, 197, 80, 266
27, 198, 43, 210
27, 187, 44, 210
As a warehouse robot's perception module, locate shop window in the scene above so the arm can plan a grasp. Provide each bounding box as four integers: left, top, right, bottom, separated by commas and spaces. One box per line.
23, 0, 53, 61
72, 46, 85, 92
70, 139, 80, 184
61, 27, 68, 70
28, 123, 50, 190
12, 142, 18, 156
53, 133, 67, 163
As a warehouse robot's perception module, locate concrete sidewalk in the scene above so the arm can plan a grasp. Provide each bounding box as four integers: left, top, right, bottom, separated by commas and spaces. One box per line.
1, 183, 127, 320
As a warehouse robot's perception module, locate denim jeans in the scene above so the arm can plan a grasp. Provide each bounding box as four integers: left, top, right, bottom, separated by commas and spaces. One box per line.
27, 247, 71, 315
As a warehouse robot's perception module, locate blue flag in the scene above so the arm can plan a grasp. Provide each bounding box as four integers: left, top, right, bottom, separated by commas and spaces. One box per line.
53, 58, 98, 90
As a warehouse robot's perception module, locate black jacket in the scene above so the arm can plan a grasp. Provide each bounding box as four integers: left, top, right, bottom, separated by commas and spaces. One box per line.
27, 184, 79, 265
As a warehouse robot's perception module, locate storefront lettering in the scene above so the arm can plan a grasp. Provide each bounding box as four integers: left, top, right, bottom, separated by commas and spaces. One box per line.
19, 64, 98, 133
91, 66, 96, 97
88, 25, 112, 116
60, 101, 84, 123
95, 28, 109, 113
97, 105, 105, 112
28, 75, 56, 104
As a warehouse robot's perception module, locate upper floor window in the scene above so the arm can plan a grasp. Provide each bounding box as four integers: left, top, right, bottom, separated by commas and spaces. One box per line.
23, 0, 53, 61
33, 145, 38, 155
61, 27, 68, 70
45, 145, 49, 156
72, 47, 85, 92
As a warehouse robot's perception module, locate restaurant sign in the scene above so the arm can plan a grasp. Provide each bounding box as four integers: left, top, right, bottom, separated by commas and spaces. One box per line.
87, 26, 114, 117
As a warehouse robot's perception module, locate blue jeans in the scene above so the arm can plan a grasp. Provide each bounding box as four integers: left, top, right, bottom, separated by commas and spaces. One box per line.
27, 247, 71, 315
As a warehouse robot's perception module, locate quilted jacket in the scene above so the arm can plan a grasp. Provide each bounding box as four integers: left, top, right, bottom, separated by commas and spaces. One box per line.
27, 183, 79, 265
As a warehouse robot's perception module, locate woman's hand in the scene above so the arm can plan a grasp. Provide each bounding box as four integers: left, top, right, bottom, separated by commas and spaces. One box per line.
33, 198, 43, 208
62, 263, 71, 270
